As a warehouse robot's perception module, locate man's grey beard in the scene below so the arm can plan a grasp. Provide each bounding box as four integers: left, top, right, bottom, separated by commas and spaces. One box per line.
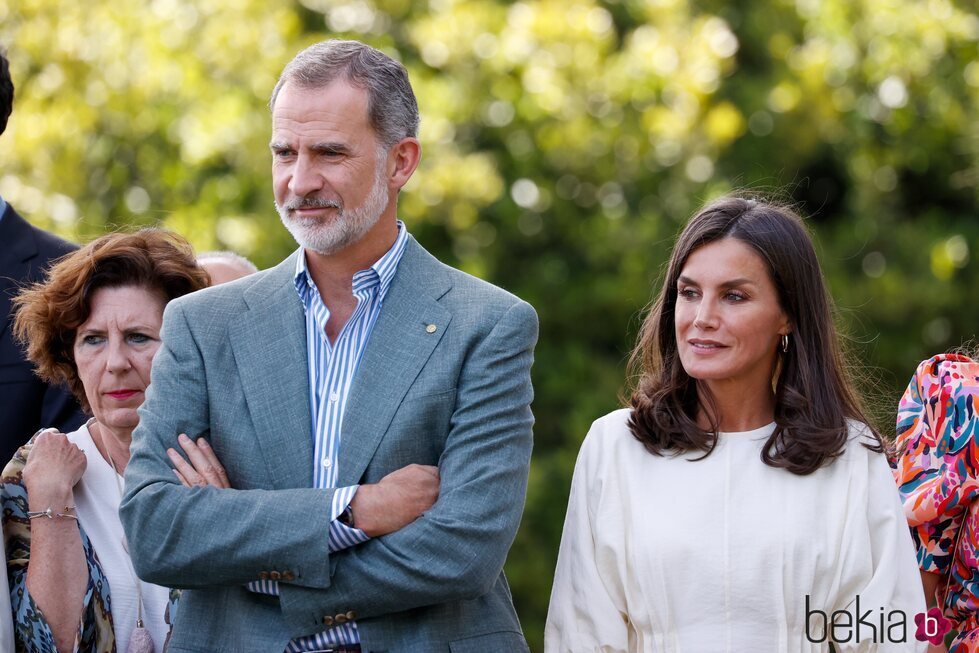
277, 157, 389, 256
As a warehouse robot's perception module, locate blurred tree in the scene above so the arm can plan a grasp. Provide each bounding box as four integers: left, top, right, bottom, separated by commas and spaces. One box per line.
2, 0, 977, 648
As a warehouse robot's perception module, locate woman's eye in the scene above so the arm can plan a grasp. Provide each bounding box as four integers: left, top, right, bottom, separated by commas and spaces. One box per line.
726, 292, 747, 302
81, 335, 105, 345
128, 333, 151, 344
678, 288, 699, 299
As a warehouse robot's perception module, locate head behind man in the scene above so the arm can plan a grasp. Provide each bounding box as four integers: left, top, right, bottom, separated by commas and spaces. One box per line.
269, 40, 421, 259
197, 250, 259, 286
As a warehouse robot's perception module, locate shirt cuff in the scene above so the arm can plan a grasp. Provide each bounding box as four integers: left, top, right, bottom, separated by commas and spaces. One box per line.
245, 579, 280, 595
329, 484, 370, 551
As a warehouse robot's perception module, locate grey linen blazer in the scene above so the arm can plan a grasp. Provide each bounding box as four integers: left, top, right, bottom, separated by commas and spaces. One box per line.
120, 237, 537, 653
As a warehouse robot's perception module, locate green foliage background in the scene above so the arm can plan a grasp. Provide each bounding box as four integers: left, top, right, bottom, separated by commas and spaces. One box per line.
3, 0, 978, 648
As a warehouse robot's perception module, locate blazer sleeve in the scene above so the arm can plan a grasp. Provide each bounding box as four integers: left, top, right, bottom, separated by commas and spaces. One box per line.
544, 420, 631, 653
276, 299, 538, 634
120, 300, 337, 590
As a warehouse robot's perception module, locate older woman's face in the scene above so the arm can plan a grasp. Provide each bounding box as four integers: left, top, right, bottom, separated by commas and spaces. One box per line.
73, 285, 166, 435
674, 237, 790, 398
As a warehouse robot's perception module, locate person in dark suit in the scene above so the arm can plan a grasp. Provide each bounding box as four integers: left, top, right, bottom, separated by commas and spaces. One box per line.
0, 47, 85, 463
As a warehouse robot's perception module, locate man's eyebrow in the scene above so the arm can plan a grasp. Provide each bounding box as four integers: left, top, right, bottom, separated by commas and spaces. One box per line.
269, 141, 351, 154
309, 142, 350, 155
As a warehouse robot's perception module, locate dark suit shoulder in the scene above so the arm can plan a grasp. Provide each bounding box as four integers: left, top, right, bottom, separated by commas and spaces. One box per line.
0, 203, 78, 277
31, 224, 77, 262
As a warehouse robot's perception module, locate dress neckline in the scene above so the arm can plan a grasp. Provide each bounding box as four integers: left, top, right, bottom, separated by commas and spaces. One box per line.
717, 421, 777, 437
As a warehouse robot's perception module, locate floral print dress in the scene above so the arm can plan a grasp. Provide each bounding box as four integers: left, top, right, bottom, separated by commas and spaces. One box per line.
894, 353, 979, 652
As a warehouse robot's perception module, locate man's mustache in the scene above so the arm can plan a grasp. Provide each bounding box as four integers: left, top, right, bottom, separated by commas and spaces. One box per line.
284, 197, 342, 211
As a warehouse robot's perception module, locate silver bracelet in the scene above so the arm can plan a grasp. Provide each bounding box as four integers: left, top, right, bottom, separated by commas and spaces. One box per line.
27, 505, 78, 521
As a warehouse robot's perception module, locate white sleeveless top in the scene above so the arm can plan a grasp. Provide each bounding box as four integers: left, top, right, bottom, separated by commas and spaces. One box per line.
68, 423, 170, 649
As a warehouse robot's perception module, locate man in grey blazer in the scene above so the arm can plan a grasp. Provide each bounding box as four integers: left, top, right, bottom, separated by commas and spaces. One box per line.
120, 39, 537, 653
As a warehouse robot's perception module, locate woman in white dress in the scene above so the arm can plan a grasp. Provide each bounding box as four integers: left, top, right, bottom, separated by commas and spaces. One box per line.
545, 196, 927, 653
1, 230, 229, 653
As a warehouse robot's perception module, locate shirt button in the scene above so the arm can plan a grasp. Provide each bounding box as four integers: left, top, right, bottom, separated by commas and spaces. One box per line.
330, 392, 340, 402
321, 457, 332, 468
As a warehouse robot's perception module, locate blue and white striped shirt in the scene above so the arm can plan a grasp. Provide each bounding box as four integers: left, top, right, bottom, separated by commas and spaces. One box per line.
249, 222, 409, 652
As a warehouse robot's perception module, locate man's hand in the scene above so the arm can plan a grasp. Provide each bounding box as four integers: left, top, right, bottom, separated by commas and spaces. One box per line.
349, 464, 439, 537
167, 433, 232, 489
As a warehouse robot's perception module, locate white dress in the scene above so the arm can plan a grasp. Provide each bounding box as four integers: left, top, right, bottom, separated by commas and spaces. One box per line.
68, 423, 171, 649
545, 409, 927, 653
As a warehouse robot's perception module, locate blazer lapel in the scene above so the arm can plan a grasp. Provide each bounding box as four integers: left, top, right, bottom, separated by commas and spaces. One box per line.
338, 239, 452, 486
229, 252, 314, 489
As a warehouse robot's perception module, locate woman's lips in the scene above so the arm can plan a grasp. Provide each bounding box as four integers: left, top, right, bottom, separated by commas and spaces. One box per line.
105, 390, 140, 400
688, 340, 727, 353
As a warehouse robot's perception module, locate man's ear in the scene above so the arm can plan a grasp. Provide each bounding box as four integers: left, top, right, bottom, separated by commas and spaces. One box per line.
386, 137, 421, 191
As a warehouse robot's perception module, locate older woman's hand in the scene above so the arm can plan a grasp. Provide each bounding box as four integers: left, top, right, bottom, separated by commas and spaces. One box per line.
167, 434, 231, 489
22, 429, 87, 505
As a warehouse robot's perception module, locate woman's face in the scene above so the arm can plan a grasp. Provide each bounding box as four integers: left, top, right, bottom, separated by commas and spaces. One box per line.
674, 237, 790, 398
73, 285, 166, 436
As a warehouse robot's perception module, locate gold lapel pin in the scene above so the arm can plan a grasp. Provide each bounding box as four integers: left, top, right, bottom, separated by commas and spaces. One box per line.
426, 324, 437, 334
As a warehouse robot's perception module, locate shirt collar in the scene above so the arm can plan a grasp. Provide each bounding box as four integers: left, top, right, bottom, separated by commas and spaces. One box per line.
293, 220, 409, 305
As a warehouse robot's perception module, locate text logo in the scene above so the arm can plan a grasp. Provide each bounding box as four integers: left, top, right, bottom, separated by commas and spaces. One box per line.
913, 607, 952, 645
805, 595, 907, 644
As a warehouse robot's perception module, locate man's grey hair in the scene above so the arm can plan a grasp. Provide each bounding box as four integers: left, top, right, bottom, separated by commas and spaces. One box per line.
197, 250, 259, 274
269, 40, 419, 149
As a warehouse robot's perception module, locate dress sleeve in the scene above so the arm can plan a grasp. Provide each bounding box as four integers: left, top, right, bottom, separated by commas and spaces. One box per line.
545, 419, 631, 653
1, 437, 115, 652
834, 441, 928, 652
893, 354, 979, 576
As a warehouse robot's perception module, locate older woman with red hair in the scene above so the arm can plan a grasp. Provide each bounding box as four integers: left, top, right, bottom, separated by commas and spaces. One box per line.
1, 229, 226, 653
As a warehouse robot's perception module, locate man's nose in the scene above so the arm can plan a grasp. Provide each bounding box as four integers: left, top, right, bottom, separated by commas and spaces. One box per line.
289, 153, 324, 198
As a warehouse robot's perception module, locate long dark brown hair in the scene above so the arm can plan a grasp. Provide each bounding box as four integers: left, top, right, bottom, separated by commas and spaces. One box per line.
627, 195, 883, 475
